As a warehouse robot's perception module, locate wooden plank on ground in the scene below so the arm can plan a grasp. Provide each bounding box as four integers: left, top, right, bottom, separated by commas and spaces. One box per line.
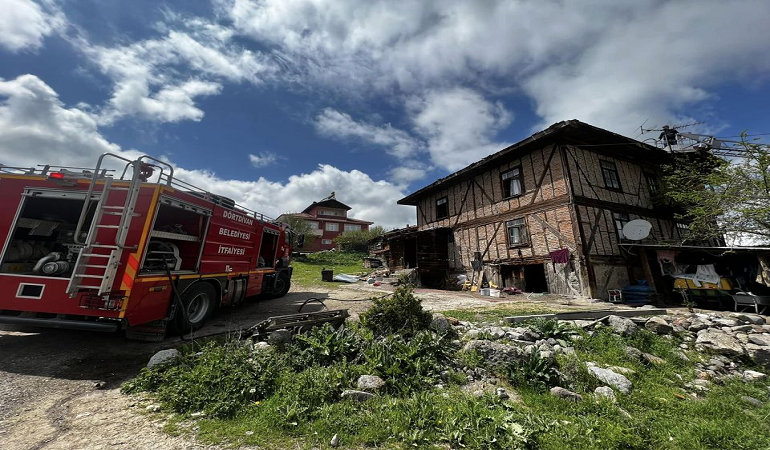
505, 308, 667, 323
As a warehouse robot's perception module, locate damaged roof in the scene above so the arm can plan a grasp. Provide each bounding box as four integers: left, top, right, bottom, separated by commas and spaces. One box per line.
398, 120, 665, 206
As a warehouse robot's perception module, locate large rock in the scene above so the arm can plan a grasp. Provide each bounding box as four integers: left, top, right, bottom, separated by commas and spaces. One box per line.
550, 386, 582, 402
357, 375, 386, 391
594, 386, 616, 403
748, 334, 770, 347
606, 316, 639, 336
625, 346, 643, 362
695, 331, 745, 357
586, 364, 632, 393
147, 349, 181, 369
645, 317, 673, 335
730, 313, 766, 325
463, 340, 523, 367
745, 343, 770, 369
430, 315, 452, 334
268, 329, 293, 346
341, 390, 376, 402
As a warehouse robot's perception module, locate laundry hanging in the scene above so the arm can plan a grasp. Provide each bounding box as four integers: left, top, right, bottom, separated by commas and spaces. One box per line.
549, 248, 572, 270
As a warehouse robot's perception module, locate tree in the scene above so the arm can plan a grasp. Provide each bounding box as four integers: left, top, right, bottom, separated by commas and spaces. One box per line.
334, 226, 386, 253
663, 137, 770, 245
281, 216, 317, 249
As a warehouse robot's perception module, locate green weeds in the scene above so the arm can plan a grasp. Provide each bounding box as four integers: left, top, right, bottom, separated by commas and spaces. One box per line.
124, 300, 770, 449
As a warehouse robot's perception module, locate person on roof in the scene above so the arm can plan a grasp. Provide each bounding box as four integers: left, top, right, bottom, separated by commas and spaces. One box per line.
659, 125, 679, 148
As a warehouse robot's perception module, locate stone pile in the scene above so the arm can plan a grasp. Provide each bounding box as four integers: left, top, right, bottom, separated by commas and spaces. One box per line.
452, 310, 769, 403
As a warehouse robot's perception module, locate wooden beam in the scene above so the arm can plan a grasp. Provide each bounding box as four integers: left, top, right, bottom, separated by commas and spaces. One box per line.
528, 213, 576, 251
529, 143, 558, 205
639, 247, 658, 294
452, 180, 474, 227
506, 308, 668, 323
455, 195, 570, 231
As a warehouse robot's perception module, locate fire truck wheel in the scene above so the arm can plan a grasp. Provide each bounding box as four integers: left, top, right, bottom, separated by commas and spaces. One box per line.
271, 272, 291, 298
172, 283, 216, 334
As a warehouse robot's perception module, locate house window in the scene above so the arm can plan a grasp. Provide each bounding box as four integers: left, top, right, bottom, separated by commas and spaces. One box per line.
322, 239, 332, 245
501, 166, 523, 198
613, 212, 630, 238
506, 218, 528, 247
436, 197, 448, 220
320, 209, 341, 216
600, 160, 622, 191
326, 222, 339, 231
644, 173, 658, 195
344, 224, 361, 232
308, 221, 319, 230
676, 222, 689, 237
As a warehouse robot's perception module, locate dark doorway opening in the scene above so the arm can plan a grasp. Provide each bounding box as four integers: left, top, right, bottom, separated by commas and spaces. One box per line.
404, 238, 417, 269
524, 264, 548, 293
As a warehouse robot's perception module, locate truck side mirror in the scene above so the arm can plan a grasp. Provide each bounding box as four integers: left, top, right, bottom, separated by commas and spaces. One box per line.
297, 234, 305, 249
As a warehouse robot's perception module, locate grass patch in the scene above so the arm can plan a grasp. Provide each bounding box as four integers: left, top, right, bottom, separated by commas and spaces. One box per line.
442, 305, 559, 324
291, 251, 367, 288
124, 293, 770, 449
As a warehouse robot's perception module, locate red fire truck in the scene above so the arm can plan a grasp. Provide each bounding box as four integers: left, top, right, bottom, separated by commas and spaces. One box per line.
0, 153, 296, 339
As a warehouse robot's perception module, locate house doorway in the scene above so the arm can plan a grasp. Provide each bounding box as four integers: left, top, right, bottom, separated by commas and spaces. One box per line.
404, 238, 417, 268
524, 264, 548, 293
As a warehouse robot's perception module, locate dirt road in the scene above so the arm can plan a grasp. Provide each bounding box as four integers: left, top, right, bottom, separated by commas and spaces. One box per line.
0, 284, 593, 449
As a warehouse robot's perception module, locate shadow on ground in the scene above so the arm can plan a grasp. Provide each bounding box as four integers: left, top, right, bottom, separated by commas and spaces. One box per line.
0, 289, 328, 385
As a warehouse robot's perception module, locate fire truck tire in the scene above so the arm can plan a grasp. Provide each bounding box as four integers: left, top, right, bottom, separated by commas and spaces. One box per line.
271, 272, 291, 298
171, 283, 216, 334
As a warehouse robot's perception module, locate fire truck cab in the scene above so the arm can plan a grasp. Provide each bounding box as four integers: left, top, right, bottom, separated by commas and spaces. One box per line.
0, 153, 295, 338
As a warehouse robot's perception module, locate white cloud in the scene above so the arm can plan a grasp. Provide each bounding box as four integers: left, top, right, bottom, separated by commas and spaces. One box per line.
410, 88, 512, 172
0, 74, 413, 229
0, 0, 63, 52
314, 87, 511, 176
174, 164, 414, 229
0, 74, 140, 168
248, 151, 277, 168
80, 19, 274, 123
221, 0, 770, 136
314, 108, 422, 159
389, 164, 428, 185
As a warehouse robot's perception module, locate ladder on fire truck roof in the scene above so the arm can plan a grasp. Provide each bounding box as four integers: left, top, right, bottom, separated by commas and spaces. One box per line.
65, 154, 171, 296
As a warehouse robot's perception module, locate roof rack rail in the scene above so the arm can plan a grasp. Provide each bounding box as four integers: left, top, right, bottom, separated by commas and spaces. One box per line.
1, 153, 276, 223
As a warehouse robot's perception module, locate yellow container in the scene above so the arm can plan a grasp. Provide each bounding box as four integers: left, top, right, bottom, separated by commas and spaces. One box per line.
673, 277, 732, 290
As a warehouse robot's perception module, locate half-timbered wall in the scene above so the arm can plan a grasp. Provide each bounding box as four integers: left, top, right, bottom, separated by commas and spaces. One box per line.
406, 140, 682, 298
414, 144, 570, 231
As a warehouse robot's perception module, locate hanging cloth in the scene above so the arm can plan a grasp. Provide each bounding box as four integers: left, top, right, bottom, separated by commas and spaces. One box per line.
695, 264, 720, 285
656, 250, 679, 274
550, 248, 572, 270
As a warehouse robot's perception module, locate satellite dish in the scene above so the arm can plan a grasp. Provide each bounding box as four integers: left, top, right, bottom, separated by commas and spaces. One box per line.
622, 219, 652, 241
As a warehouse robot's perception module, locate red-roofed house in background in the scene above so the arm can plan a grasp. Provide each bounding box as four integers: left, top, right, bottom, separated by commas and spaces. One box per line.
278, 193, 373, 252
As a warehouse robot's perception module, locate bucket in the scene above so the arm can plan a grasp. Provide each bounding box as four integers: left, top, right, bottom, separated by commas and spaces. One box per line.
321, 268, 334, 282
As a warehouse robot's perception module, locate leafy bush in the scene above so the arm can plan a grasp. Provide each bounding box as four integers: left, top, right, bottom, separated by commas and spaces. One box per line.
360, 285, 431, 337
362, 331, 456, 394
334, 226, 386, 252
268, 364, 357, 428
527, 318, 574, 340
122, 342, 284, 418
289, 323, 362, 368
506, 349, 556, 391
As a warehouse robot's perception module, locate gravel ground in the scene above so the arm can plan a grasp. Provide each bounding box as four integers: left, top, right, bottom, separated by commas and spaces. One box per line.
0, 282, 604, 449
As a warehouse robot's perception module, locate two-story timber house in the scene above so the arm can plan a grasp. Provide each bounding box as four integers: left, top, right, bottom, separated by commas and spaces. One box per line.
396, 120, 697, 299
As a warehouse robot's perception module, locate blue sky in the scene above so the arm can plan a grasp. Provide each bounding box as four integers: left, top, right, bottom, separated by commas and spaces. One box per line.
1, 0, 769, 228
